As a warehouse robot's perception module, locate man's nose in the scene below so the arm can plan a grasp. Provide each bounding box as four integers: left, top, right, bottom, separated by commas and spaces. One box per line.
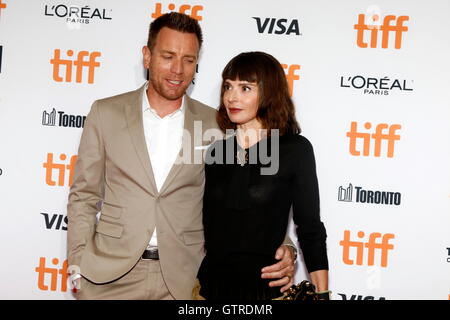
170, 58, 183, 75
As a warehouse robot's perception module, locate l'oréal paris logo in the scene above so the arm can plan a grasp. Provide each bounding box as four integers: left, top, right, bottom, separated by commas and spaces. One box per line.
340, 75, 413, 95
44, 4, 112, 25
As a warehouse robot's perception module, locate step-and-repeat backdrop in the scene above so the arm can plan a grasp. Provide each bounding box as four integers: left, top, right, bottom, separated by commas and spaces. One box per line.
0, 0, 449, 300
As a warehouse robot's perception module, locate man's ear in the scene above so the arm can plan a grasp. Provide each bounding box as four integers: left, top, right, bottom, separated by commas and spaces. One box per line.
142, 46, 151, 69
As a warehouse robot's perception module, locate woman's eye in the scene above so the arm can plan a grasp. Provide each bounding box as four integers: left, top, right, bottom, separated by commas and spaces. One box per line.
223, 84, 231, 90
243, 86, 251, 91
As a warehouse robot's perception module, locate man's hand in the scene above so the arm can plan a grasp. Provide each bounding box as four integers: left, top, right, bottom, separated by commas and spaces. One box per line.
261, 245, 295, 292
70, 274, 82, 293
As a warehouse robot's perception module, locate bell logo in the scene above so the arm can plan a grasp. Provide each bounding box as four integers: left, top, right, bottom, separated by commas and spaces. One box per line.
50, 49, 101, 84
354, 14, 409, 49
151, 3, 203, 21
43, 153, 77, 187
35, 257, 70, 292
346, 122, 401, 158
340, 230, 395, 267
281, 64, 300, 97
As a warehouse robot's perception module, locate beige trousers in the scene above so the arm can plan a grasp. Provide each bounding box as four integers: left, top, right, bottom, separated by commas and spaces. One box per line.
77, 259, 174, 300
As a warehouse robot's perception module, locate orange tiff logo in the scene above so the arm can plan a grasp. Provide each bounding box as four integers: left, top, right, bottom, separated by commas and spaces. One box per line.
50, 49, 101, 84
43, 153, 77, 187
151, 3, 203, 21
35, 257, 70, 292
340, 230, 395, 267
281, 64, 300, 97
354, 14, 409, 49
0, 0, 6, 12
346, 121, 401, 158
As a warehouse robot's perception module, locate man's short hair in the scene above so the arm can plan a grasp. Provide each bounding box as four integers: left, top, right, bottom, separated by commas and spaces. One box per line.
147, 12, 203, 50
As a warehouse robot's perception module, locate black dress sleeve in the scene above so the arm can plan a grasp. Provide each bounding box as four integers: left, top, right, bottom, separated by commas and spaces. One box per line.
291, 136, 329, 272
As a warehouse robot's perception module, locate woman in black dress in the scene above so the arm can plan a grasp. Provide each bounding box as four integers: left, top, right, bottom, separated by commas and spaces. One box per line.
195, 51, 329, 300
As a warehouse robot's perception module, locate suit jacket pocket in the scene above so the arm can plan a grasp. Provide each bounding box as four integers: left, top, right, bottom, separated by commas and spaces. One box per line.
96, 220, 123, 238
101, 202, 122, 219
183, 230, 204, 246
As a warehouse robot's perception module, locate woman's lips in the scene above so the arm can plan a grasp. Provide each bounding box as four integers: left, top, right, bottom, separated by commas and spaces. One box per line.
228, 108, 242, 114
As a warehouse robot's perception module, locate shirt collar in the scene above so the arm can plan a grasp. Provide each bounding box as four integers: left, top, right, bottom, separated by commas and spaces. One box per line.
142, 81, 185, 118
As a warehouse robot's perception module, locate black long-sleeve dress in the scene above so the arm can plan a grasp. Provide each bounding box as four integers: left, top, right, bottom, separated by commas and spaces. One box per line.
197, 134, 328, 300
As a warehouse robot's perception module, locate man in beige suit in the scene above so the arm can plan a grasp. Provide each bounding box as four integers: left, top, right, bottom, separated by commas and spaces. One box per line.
67, 12, 295, 300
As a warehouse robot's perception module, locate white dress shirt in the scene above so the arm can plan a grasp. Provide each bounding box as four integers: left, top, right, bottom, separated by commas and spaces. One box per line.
142, 82, 185, 248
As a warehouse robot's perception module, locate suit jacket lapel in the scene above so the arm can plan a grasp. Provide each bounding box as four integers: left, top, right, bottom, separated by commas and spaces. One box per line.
125, 85, 158, 196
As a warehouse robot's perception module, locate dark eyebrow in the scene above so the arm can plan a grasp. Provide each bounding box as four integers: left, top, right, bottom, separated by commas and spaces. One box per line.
238, 82, 257, 87
224, 80, 256, 84
160, 50, 197, 60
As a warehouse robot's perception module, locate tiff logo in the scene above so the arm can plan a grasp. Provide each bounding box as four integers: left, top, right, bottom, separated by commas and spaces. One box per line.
340, 230, 395, 267
281, 64, 300, 97
35, 257, 70, 292
43, 153, 77, 186
253, 17, 301, 35
0, 0, 6, 18
346, 122, 401, 158
151, 3, 203, 21
41, 212, 68, 231
354, 14, 409, 49
50, 49, 101, 84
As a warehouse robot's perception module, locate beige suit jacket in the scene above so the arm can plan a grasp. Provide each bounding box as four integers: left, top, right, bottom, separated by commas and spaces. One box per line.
67, 84, 219, 299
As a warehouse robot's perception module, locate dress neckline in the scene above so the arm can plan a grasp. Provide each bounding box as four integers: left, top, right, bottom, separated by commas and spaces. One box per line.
234, 134, 270, 151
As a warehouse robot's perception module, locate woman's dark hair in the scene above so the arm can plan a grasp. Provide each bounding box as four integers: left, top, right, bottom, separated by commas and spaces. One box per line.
217, 51, 300, 135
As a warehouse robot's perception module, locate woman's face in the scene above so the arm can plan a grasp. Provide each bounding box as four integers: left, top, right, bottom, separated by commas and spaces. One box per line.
222, 78, 259, 126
